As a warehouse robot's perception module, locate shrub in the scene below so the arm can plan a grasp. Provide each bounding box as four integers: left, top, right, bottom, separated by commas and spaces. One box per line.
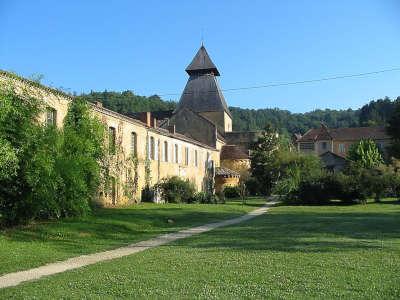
141, 186, 154, 202
223, 186, 240, 198
245, 177, 261, 196
0, 87, 106, 226
156, 176, 196, 203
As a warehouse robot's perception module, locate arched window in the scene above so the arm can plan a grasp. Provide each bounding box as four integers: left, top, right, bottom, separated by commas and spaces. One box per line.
164, 141, 168, 162
195, 150, 198, 167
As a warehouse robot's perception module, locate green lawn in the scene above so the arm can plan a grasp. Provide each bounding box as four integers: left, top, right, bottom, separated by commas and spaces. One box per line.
1, 199, 400, 299
0, 198, 265, 275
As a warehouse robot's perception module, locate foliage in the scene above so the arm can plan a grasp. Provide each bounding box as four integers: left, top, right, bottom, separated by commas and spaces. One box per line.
192, 191, 220, 204
156, 176, 196, 203
79, 89, 399, 136
359, 96, 399, 126
223, 186, 240, 198
78, 90, 176, 113
250, 124, 282, 195
387, 99, 400, 159
347, 139, 384, 168
0, 86, 106, 226
0, 86, 43, 225
141, 186, 154, 202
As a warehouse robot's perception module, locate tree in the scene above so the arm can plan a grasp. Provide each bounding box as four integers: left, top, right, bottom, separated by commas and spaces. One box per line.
387, 98, 400, 158
250, 124, 281, 195
0, 84, 106, 226
347, 139, 384, 169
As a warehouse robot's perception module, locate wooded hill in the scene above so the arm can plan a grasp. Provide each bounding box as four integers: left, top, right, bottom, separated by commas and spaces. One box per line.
79, 91, 399, 135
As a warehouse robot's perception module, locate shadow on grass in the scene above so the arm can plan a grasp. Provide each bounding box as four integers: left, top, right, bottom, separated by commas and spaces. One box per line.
0, 204, 257, 255
171, 209, 400, 253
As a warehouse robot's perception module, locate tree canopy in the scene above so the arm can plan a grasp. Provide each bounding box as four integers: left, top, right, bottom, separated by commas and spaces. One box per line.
79, 91, 400, 135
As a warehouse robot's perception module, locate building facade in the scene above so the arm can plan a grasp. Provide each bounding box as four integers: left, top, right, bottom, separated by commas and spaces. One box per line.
0, 45, 256, 205
296, 124, 392, 171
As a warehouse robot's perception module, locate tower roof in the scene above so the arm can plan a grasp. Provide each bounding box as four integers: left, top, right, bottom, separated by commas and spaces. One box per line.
185, 45, 220, 76
176, 73, 231, 117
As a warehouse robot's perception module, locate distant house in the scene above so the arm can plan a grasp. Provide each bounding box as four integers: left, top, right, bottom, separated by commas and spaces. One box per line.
295, 124, 391, 171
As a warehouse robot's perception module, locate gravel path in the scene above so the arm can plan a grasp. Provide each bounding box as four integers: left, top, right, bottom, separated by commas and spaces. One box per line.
0, 202, 276, 289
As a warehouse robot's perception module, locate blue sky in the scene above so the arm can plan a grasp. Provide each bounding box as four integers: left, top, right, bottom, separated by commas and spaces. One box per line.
1, 1, 399, 112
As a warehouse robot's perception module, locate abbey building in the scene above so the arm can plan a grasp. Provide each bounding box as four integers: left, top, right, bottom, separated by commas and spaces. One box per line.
0, 45, 259, 205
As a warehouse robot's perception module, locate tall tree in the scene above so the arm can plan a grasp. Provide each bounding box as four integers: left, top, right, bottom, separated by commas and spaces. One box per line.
387, 98, 400, 158
250, 124, 281, 195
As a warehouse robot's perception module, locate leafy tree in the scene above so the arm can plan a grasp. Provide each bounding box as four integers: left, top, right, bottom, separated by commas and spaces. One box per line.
250, 125, 282, 195
0, 85, 106, 226
0, 85, 43, 224
347, 139, 384, 169
387, 99, 400, 158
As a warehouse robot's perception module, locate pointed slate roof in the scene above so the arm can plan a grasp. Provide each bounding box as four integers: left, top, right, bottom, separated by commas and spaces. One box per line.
176, 45, 231, 117
185, 45, 220, 76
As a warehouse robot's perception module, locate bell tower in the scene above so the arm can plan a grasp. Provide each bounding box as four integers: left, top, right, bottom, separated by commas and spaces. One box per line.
175, 45, 232, 133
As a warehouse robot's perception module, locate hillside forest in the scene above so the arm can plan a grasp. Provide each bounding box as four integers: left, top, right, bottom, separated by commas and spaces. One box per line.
79, 91, 400, 135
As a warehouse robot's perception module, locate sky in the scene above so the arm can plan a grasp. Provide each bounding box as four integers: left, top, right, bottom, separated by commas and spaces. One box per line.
1, 0, 400, 113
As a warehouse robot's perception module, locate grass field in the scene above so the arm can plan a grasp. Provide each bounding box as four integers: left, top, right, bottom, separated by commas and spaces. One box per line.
1, 199, 400, 299
0, 198, 265, 275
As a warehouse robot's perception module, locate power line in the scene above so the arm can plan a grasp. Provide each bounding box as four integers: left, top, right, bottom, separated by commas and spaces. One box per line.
157, 66, 400, 97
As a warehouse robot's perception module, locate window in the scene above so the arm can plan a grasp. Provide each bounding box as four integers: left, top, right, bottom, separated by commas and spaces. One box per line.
299, 143, 314, 150
164, 141, 168, 162
174, 144, 179, 163
46, 107, 57, 126
108, 127, 116, 155
184, 147, 189, 166
150, 136, 155, 160
321, 142, 327, 150
195, 150, 198, 167
130, 132, 137, 156
339, 143, 345, 153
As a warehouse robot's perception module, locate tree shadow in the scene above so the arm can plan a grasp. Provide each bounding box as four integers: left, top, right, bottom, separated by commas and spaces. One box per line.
171, 209, 400, 253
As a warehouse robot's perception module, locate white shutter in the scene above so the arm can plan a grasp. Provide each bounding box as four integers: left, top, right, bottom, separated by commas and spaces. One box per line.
178, 145, 182, 164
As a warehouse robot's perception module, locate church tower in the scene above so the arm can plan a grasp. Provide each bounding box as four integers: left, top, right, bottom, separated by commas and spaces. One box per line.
175, 45, 232, 134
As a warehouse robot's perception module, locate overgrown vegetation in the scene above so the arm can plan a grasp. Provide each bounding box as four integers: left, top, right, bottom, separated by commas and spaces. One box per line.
0, 85, 105, 226
249, 125, 400, 205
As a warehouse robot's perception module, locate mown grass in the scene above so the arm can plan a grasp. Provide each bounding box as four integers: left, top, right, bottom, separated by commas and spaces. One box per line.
1, 199, 399, 299
0, 198, 265, 275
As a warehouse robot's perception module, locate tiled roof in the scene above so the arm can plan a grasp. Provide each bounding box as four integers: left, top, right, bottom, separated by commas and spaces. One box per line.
220, 145, 249, 160
215, 167, 240, 178
297, 126, 390, 142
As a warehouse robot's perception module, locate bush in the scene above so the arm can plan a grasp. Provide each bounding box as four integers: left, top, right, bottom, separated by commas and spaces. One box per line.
245, 177, 261, 196
223, 186, 240, 198
0, 87, 106, 226
156, 176, 196, 203
141, 186, 154, 202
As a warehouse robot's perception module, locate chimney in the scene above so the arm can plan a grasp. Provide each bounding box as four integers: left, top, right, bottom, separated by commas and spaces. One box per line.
138, 112, 152, 127
153, 117, 157, 129
94, 101, 103, 108
168, 125, 176, 134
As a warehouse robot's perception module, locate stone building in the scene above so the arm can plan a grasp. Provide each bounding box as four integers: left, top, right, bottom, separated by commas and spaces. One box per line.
0, 45, 257, 205
295, 124, 392, 171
